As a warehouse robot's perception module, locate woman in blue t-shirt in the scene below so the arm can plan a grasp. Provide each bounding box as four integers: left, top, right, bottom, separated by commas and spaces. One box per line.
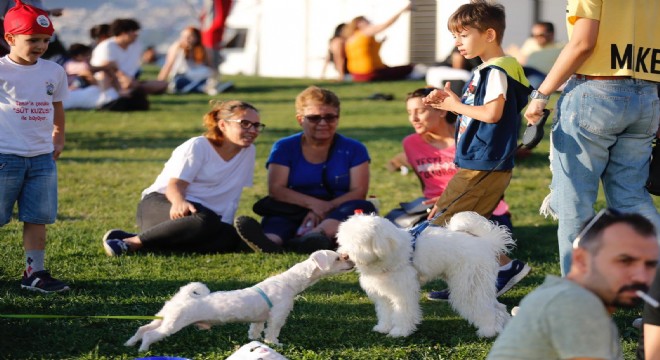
235, 86, 374, 253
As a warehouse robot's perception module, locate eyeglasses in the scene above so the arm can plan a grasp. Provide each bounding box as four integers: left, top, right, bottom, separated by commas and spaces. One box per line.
224, 119, 266, 132
531, 33, 548, 38
572, 208, 624, 248
304, 114, 339, 124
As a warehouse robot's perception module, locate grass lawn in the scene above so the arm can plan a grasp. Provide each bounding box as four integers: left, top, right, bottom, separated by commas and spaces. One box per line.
0, 73, 654, 359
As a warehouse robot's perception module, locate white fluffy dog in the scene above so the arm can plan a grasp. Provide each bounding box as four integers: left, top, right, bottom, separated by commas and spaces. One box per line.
336, 211, 513, 338
125, 250, 354, 351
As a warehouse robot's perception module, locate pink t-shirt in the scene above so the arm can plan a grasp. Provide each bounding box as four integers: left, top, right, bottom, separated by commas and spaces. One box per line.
402, 133, 509, 216
403, 133, 457, 199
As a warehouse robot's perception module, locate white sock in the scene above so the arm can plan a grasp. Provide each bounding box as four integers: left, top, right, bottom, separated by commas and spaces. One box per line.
499, 261, 513, 271
25, 250, 45, 276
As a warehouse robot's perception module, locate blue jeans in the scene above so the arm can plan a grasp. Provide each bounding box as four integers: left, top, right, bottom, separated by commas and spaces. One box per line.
548, 77, 660, 275
0, 153, 58, 225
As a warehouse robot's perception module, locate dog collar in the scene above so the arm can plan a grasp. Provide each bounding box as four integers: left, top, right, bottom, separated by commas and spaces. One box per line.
252, 286, 273, 309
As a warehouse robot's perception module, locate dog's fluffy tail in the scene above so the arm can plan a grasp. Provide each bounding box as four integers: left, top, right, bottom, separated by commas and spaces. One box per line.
175, 282, 211, 299
446, 211, 515, 254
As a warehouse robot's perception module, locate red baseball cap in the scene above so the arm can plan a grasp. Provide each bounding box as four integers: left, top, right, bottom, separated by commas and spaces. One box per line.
3, 0, 54, 36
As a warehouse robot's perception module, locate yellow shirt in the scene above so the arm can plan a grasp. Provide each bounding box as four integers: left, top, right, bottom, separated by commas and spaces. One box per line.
567, 0, 660, 82
345, 30, 385, 74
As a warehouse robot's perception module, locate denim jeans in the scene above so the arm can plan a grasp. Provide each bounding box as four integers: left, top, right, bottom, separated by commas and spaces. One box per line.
548, 77, 660, 275
0, 153, 57, 225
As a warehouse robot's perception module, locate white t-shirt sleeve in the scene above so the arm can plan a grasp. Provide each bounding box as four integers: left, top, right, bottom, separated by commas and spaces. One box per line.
162, 139, 207, 184
483, 68, 508, 104
90, 40, 111, 67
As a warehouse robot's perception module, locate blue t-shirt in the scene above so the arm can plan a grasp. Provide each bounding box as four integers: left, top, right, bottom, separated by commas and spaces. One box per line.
266, 133, 370, 199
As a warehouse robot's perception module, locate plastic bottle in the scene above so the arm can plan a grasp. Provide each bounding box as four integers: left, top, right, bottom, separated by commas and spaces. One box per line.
367, 195, 380, 214
296, 220, 314, 236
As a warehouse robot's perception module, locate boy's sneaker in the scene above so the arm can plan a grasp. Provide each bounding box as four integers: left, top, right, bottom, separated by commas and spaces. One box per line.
426, 289, 450, 301
426, 260, 531, 301
21, 270, 70, 293
103, 239, 129, 256
234, 216, 283, 253
286, 231, 334, 254
495, 259, 531, 296
102, 229, 136, 242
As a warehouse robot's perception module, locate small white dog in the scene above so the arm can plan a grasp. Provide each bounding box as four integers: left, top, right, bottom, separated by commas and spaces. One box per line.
336, 211, 513, 338
125, 250, 354, 352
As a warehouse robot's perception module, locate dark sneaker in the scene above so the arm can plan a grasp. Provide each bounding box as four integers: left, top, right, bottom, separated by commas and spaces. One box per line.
427, 260, 531, 301
496, 259, 531, 296
103, 239, 129, 256
286, 231, 334, 254
426, 289, 450, 301
21, 270, 70, 293
102, 229, 136, 242
234, 216, 283, 253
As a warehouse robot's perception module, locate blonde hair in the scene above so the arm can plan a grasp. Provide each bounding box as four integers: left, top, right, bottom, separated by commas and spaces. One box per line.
295, 86, 340, 115
202, 100, 259, 146
342, 16, 366, 38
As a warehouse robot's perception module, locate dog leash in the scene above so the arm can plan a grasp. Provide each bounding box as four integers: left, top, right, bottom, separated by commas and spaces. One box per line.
252, 286, 273, 309
0, 314, 162, 320
408, 109, 551, 250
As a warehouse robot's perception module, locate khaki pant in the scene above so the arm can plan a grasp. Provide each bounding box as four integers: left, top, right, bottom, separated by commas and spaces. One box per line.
431, 168, 512, 226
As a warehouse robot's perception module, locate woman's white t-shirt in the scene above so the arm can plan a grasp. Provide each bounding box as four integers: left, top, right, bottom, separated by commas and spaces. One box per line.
142, 136, 255, 223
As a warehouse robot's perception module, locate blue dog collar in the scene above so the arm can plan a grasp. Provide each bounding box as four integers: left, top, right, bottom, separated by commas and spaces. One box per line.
252, 286, 273, 309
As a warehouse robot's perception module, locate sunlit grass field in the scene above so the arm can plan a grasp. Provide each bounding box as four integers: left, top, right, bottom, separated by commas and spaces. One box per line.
0, 73, 653, 359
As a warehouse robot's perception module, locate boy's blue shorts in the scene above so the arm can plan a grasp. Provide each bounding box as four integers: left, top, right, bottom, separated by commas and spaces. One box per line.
0, 153, 58, 226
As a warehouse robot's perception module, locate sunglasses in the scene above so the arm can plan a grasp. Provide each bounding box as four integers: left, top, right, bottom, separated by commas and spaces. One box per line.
303, 114, 339, 124
572, 208, 624, 248
224, 119, 266, 132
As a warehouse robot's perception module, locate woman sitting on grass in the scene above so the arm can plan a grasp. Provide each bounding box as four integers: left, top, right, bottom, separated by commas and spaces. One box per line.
234, 86, 375, 254
102, 100, 264, 256
385, 87, 513, 230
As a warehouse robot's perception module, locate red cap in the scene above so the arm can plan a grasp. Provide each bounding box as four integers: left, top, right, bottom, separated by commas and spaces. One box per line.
3, 0, 54, 36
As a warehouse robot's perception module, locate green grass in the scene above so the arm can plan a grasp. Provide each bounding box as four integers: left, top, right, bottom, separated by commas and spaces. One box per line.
0, 73, 653, 359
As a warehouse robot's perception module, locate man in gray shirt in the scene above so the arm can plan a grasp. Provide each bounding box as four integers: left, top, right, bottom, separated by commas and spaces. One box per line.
488, 209, 659, 360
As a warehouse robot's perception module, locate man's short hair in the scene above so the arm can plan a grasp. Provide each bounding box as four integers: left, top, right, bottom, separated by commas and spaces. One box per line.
536, 21, 554, 34
110, 18, 140, 37
448, 0, 506, 44
577, 209, 656, 254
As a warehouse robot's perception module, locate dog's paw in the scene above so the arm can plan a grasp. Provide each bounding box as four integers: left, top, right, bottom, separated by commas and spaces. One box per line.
124, 339, 136, 347
387, 326, 414, 337
476, 326, 500, 338
372, 323, 392, 334
264, 338, 282, 346
195, 322, 212, 330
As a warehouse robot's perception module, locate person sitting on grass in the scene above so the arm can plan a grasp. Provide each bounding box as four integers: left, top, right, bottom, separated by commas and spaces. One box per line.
102, 100, 263, 256
385, 87, 512, 231
234, 85, 375, 254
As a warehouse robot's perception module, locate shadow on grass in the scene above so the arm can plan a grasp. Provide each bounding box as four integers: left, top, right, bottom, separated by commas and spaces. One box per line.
0, 276, 501, 359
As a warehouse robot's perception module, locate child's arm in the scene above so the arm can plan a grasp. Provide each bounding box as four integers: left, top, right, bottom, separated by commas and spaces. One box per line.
52, 102, 65, 160
424, 82, 505, 123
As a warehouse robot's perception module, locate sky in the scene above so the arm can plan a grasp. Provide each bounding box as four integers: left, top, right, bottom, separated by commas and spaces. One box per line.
44, 0, 205, 53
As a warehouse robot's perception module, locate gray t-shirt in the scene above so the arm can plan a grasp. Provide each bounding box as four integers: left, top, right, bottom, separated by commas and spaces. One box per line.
487, 275, 623, 360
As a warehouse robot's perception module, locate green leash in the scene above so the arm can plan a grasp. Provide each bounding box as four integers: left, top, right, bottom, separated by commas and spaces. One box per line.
0, 314, 162, 320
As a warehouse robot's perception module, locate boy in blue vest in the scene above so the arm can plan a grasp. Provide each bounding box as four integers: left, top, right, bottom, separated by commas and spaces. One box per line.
423, 0, 531, 301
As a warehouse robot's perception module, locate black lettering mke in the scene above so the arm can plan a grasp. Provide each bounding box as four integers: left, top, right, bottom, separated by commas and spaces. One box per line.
612, 44, 633, 70
636, 46, 650, 73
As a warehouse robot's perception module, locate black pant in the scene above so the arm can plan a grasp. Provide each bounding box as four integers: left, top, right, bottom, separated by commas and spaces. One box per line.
136, 192, 242, 253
